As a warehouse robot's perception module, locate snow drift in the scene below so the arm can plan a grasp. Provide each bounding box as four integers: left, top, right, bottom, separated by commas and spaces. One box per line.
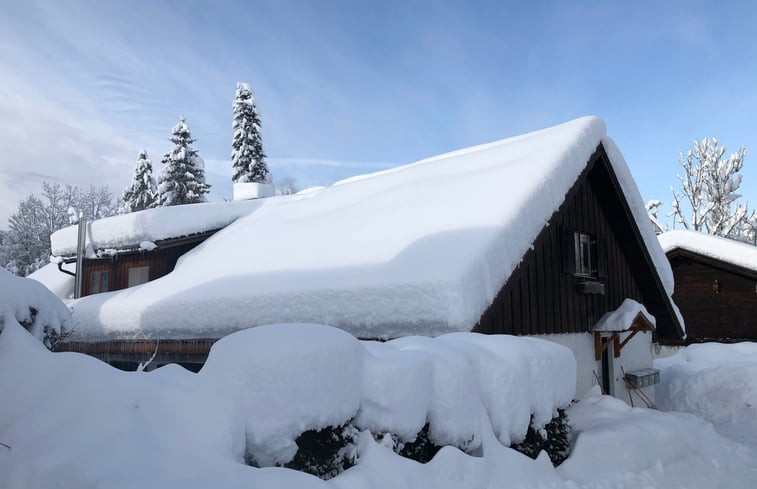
655, 342, 757, 445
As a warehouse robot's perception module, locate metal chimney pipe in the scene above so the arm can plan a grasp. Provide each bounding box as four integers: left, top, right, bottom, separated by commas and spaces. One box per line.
74, 212, 86, 299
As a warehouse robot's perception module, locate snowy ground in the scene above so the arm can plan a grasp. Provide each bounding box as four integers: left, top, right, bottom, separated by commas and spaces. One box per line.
655, 342, 757, 449
2, 317, 757, 488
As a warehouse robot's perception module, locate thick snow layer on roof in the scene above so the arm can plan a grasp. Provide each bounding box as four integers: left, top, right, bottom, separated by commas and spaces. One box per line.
659, 229, 757, 272
68, 116, 676, 340
592, 298, 656, 332
50, 199, 264, 256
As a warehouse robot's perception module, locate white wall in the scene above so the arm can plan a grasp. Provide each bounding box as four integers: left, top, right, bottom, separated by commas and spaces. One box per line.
532, 333, 600, 400
533, 331, 656, 406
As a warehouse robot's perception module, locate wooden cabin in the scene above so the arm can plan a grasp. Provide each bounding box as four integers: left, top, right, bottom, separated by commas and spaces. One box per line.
73, 231, 214, 297
50, 199, 263, 298
658, 230, 757, 345
49, 117, 684, 400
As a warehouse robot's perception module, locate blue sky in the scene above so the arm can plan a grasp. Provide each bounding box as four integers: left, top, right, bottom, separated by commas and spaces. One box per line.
1, 0, 756, 228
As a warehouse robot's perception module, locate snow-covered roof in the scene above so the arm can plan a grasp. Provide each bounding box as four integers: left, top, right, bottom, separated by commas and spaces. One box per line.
659, 230, 757, 273
69, 116, 677, 341
50, 199, 264, 256
592, 299, 656, 332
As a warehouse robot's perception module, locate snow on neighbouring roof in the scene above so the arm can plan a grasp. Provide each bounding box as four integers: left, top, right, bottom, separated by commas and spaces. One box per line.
68, 116, 677, 341
592, 298, 656, 332
659, 230, 757, 273
50, 199, 267, 256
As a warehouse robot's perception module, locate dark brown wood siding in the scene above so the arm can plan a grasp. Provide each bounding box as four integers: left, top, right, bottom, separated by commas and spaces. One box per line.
475, 146, 680, 338
663, 254, 757, 344
81, 241, 200, 297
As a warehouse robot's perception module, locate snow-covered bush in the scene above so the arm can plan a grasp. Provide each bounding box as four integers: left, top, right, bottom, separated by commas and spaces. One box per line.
276, 423, 359, 480
510, 409, 571, 465
195, 325, 575, 478
0, 266, 72, 348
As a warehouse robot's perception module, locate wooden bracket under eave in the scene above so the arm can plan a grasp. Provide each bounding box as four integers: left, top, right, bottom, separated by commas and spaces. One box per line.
594, 312, 655, 361
594, 332, 618, 361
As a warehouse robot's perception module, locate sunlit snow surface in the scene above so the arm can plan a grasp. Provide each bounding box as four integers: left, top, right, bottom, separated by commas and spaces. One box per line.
656, 342, 757, 447
1, 324, 755, 489
64, 116, 678, 341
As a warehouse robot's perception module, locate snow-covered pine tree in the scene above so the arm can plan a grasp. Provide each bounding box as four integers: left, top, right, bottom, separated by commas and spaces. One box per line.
158, 117, 211, 206
122, 149, 157, 212
231, 82, 269, 184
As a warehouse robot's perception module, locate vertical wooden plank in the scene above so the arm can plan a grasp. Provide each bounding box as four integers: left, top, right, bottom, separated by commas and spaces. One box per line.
521, 274, 530, 336
544, 229, 554, 334
529, 259, 539, 334
512, 273, 522, 335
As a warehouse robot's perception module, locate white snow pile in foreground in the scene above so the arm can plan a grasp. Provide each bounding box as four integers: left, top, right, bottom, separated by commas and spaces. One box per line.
0, 267, 72, 346
66, 117, 678, 341
50, 198, 265, 256
592, 298, 655, 332
2, 324, 756, 489
27, 262, 76, 300
659, 229, 757, 272
655, 342, 757, 446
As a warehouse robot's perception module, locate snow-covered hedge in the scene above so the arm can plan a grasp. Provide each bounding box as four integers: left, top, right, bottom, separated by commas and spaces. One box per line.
0, 322, 575, 486
0, 267, 72, 348
196, 324, 576, 473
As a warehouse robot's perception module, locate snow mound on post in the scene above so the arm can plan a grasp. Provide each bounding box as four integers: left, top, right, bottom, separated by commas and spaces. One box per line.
0, 267, 72, 345
658, 229, 757, 272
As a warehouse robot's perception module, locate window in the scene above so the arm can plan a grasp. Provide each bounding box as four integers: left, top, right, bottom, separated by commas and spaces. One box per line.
90, 271, 110, 294
128, 266, 150, 287
574, 232, 596, 276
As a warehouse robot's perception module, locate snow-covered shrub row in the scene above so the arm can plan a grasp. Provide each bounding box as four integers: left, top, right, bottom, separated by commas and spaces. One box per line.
0, 267, 72, 348
194, 324, 576, 472
4, 323, 757, 488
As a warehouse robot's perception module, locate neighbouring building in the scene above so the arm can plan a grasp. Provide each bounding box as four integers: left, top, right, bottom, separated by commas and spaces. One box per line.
658, 230, 757, 346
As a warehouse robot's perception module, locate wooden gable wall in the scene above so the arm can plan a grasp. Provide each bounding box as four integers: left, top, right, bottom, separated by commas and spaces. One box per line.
475, 144, 681, 339
81, 241, 200, 297
663, 252, 757, 344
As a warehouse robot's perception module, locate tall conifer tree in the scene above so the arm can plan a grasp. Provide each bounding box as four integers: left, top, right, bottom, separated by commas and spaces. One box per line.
158, 117, 210, 206
231, 82, 269, 183
122, 149, 157, 212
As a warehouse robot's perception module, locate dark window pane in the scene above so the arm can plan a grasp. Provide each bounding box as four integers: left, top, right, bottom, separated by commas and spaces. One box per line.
91, 272, 100, 294
101, 272, 109, 292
